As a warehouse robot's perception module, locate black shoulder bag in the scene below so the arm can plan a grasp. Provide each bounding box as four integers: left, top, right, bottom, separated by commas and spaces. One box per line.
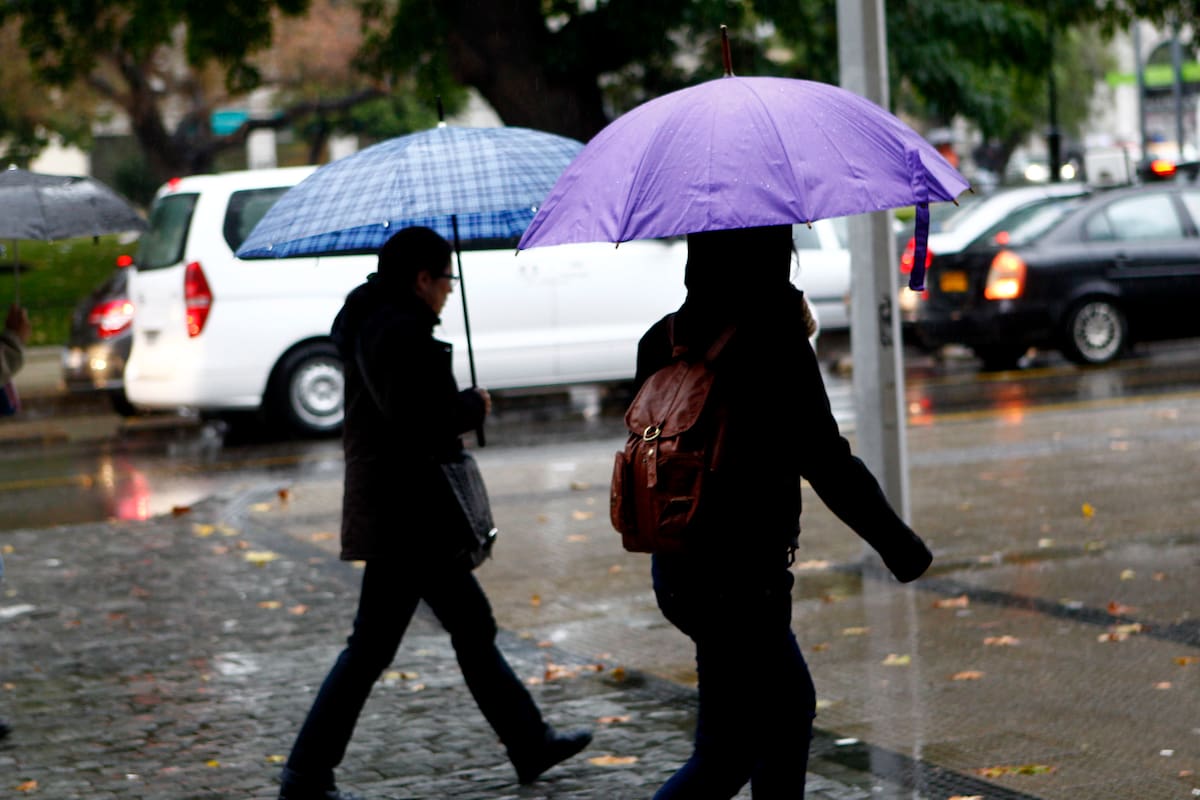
354, 338, 497, 569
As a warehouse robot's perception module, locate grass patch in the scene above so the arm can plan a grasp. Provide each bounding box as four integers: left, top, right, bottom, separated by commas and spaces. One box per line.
0, 235, 139, 346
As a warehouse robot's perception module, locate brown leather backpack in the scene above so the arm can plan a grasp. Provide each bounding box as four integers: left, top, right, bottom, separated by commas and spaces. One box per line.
610, 317, 736, 553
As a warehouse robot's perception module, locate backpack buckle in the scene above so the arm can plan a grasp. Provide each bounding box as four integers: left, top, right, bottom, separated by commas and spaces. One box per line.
643, 424, 661, 442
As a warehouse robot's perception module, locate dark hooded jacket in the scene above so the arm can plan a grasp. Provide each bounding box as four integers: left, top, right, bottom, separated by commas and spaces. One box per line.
330, 274, 486, 562
633, 228, 930, 580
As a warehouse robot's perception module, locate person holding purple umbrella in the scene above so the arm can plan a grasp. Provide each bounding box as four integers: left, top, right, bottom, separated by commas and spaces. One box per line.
276, 227, 591, 800
630, 225, 932, 799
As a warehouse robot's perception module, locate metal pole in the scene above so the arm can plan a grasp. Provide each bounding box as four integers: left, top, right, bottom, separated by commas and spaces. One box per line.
836, 0, 911, 520
1171, 19, 1186, 160
1134, 23, 1148, 159
450, 214, 486, 447
1047, 12, 1062, 182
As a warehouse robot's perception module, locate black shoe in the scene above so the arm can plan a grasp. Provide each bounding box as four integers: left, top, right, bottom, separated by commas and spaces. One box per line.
512, 727, 593, 784
278, 786, 364, 800
278, 768, 364, 800
0, 719, 10, 741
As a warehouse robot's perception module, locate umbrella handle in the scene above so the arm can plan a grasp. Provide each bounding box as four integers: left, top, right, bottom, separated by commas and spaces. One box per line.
451, 216, 486, 447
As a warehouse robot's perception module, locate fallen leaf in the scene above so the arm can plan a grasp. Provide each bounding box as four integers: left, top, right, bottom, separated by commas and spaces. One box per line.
15, 780, 37, 791
1175, 656, 1199, 666
984, 635, 1021, 646
882, 653, 911, 666
608, 564, 622, 574
171, 505, 192, 516
1155, 681, 1173, 690
571, 510, 595, 521
1107, 601, 1136, 615
812, 642, 831, 652
217, 525, 239, 537
949, 796, 984, 800
205, 759, 221, 768
570, 481, 590, 491
598, 715, 631, 725
975, 763, 1055, 778
536, 514, 549, 523
537, 640, 554, 648
933, 595, 969, 609
0, 544, 12, 554
277, 488, 290, 503
842, 627, 870, 636
525, 676, 544, 686
588, 755, 638, 767
192, 524, 215, 537
610, 667, 627, 681
211, 545, 229, 555
1081, 502, 1095, 518
545, 663, 581, 681
793, 559, 831, 570
530, 594, 541, 607
952, 670, 985, 681
1153, 572, 1167, 581
288, 605, 309, 616
258, 601, 282, 609
1099, 623, 1143, 642
249, 502, 273, 512
1037, 538, 1054, 548
409, 683, 425, 691
567, 534, 589, 543
1120, 569, 1136, 580
266, 754, 285, 764
244, 551, 280, 566
309, 531, 336, 542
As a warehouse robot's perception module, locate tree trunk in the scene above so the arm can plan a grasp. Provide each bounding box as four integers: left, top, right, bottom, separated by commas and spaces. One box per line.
440, 0, 609, 141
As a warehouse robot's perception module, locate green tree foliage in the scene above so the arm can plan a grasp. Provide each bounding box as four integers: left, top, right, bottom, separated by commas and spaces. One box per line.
0, 0, 400, 186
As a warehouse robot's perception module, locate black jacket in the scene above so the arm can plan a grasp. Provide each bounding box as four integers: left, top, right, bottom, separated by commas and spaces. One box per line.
634, 286, 931, 581
331, 276, 486, 562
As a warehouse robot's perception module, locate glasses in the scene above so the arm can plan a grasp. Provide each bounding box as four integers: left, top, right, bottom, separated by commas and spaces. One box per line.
437, 272, 460, 282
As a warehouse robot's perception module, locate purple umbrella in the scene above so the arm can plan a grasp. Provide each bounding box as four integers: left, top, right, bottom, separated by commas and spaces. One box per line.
517, 74, 970, 291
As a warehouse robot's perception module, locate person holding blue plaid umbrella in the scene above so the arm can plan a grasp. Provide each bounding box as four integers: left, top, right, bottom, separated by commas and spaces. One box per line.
277, 227, 591, 800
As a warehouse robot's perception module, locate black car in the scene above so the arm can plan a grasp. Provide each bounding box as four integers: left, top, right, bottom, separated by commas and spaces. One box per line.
915, 183, 1200, 370
61, 255, 136, 415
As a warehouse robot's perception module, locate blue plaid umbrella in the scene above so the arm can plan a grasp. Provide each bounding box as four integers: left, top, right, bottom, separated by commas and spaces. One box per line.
236, 124, 584, 258
236, 123, 584, 446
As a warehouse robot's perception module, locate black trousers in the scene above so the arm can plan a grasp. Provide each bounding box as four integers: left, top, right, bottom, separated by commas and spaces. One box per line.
284, 558, 547, 785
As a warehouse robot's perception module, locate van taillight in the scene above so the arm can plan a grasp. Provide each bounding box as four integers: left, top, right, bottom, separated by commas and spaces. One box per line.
984, 251, 1027, 300
899, 236, 933, 274
184, 261, 213, 337
88, 299, 135, 338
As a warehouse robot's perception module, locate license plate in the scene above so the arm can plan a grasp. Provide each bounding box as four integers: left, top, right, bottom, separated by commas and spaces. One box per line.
939, 270, 968, 293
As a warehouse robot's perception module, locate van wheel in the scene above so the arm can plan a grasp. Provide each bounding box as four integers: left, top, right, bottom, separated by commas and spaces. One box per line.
1062, 299, 1126, 365
271, 343, 344, 436
108, 388, 137, 417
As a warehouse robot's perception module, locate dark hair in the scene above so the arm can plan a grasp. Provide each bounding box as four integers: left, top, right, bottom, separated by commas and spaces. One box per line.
377, 226, 453, 285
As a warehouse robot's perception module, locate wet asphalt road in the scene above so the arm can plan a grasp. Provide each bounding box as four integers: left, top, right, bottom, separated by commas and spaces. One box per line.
2, 336, 1200, 798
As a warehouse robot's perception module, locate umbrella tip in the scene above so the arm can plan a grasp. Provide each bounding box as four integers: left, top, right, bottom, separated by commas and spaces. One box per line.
720, 25, 734, 77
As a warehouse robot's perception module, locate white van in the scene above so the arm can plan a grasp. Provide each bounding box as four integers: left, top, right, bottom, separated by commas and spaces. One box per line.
125, 167, 843, 436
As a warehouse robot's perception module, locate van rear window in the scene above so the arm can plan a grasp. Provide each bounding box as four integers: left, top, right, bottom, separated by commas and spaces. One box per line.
224, 187, 292, 252
137, 193, 198, 271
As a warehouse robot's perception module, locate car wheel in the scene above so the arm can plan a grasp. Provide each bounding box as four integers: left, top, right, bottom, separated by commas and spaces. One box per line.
271, 343, 344, 436
108, 388, 137, 417
1062, 299, 1126, 365
973, 345, 1028, 371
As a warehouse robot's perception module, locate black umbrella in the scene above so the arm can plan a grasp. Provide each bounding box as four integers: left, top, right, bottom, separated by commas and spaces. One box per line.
0, 165, 146, 302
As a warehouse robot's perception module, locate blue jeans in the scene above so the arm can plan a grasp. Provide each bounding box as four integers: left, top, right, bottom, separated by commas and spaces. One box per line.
652, 551, 816, 799
284, 559, 547, 786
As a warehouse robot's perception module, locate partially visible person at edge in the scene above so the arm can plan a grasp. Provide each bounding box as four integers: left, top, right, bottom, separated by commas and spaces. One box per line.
632, 225, 933, 799
276, 226, 591, 800
0, 303, 30, 742
1, 303, 31, 384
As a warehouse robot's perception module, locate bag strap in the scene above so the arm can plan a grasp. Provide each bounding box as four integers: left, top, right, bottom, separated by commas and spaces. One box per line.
668, 313, 737, 363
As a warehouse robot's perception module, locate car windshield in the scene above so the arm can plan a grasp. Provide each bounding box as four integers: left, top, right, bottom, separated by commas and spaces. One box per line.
136, 193, 198, 271
932, 193, 986, 233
